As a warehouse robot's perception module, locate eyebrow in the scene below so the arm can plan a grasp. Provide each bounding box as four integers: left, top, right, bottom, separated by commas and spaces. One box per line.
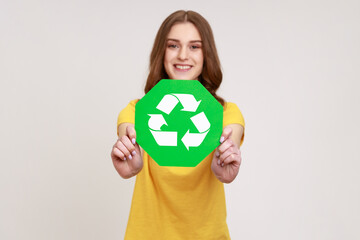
167, 38, 202, 43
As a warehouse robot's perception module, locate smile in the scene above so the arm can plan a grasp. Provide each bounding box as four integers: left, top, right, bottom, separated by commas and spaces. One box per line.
174, 64, 192, 70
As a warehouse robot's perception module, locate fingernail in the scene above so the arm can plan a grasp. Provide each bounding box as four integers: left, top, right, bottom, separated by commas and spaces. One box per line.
221, 163, 224, 167
132, 151, 136, 156
132, 138, 136, 144
123, 157, 126, 161
220, 136, 224, 143
129, 155, 132, 160
217, 159, 220, 165
215, 151, 220, 157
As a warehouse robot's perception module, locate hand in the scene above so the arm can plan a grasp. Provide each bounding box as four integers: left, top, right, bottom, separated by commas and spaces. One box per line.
111, 125, 143, 178
211, 126, 242, 183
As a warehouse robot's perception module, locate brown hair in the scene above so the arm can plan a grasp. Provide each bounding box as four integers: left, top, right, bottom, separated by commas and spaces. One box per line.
144, 10, 225, 105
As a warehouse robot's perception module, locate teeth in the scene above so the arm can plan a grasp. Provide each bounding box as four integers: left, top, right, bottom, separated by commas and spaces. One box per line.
175, 65, 191, 70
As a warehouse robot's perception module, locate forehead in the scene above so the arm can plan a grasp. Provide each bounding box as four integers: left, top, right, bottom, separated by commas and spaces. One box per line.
167, 22, 202, 41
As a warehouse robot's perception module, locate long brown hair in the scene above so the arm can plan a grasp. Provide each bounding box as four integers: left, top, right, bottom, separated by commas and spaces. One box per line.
144, 10, 225, 105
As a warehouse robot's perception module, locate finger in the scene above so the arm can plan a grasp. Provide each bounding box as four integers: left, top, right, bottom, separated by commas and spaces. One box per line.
126, 125, 137, 145
115, 140, 131, 160
112, 146, 126, 161
220, 126, 233, 143
214, 151, 221, 165
218, 138, 234, 154
223, 152, 240, 166
219, 146, 238, 163
120, 135, 136, 156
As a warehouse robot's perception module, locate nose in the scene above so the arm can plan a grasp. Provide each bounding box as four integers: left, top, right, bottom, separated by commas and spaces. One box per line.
178, 46, 189, 60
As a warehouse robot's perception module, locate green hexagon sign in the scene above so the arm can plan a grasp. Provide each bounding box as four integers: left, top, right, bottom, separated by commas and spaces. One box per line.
135, 79, 223, 167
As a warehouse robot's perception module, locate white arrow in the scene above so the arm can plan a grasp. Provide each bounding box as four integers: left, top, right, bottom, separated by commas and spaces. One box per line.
190, 112, 210, 133
181, 129, 209, 150
173, 94, 201, 112
148, 114, 167, 131
150, 130, 177, 146
156, 94, 179, 115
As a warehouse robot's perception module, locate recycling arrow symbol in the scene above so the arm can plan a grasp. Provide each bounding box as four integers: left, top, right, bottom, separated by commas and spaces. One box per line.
148, 93, 210, 150
135, 79, 223, 167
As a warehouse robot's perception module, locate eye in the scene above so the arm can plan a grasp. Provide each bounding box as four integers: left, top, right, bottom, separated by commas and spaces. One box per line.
190, 45, 201, 50
168, 44, 178, 49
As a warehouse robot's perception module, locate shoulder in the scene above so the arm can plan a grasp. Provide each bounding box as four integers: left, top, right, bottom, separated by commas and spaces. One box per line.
128, 99, 140, 108
223, 102, 245, 128
121, 99, 140, 111
223, 102, 245, 145
223, 102, 239, 112
117, 99, 140, 128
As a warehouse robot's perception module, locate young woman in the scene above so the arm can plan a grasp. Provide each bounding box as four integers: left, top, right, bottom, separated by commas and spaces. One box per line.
111, 10, 245, 239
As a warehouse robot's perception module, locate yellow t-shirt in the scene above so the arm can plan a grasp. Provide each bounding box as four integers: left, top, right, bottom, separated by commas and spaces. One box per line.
117, 100, 245, 240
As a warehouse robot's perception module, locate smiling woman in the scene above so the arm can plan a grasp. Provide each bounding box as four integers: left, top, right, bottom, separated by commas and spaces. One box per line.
111, 10, 245, 240
164, 22, 204, 81
145, 10, 224, 105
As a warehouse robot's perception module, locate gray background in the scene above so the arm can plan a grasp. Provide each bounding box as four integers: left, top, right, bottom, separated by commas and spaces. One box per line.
1, 0, 359, 239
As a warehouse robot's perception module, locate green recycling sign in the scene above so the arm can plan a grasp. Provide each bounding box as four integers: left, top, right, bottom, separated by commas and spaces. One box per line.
135, 79, 223, 167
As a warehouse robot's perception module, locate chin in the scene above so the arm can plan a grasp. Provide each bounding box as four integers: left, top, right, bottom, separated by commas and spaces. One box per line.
170, 75, 197, 81
175, 77, 194, 80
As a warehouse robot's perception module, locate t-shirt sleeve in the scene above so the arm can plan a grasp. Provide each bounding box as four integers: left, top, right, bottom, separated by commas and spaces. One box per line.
116, 99, 139, 136
223, 102, 245, 145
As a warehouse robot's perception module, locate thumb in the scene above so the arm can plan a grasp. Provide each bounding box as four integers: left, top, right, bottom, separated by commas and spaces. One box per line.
220, 126, 233, 143
126, 125, 137, 145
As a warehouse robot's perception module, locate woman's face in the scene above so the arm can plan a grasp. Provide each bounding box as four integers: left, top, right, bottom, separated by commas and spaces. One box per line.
164, 22, 204, 80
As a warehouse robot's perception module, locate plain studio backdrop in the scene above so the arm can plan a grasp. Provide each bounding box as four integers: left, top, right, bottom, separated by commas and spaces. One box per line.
1, 0, 359, 239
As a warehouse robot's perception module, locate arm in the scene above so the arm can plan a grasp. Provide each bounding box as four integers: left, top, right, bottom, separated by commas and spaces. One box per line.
111, 123, 143, 179
211, 123, 244, 183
